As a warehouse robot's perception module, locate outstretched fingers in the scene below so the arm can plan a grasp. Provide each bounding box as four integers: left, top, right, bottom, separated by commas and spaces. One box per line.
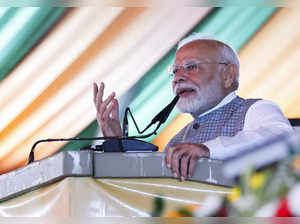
111, 99, 119, 120
102, 98, 119, 121
93, 82, 104, 110
99, 92, 115, 120
102, 100, 115, 121
93, 82, 99, 105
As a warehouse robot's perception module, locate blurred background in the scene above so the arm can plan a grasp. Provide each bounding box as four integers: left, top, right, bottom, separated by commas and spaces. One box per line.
0, 7, 299, 174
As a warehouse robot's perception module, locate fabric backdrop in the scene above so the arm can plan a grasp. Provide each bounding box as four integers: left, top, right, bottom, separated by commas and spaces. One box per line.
0, 7, 299, 174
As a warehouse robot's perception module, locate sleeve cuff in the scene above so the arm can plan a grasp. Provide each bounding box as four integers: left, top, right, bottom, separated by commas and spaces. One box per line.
202, 139, 225, 160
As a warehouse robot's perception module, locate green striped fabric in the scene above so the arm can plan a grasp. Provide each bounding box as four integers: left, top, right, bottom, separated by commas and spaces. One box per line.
60, 121, 99, 151
0, 7, 66, 81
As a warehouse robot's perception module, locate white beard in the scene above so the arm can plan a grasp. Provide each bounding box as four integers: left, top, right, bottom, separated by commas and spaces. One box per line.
174, 77, 224, 115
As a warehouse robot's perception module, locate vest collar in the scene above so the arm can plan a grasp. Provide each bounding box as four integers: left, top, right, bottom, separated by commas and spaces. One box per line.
197, 91, 237, 118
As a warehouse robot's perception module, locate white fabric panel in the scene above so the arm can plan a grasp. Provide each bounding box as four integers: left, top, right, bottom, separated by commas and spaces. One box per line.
0, 177, 231, 217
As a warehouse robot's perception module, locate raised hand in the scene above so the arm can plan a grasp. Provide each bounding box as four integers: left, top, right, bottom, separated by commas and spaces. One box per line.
93, 82, 122, 137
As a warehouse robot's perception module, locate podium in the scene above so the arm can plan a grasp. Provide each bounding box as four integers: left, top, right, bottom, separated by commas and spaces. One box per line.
0, 151, 233, 217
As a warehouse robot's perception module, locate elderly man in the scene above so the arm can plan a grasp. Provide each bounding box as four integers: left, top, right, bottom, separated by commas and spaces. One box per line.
93, 33, 293, 181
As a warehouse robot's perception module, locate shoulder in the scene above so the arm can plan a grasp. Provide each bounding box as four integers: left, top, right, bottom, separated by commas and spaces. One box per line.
247, 99, 285, 115
244, 98, 292, 130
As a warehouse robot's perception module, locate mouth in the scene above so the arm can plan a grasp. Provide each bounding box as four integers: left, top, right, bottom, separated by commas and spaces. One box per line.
176, 88, 196, 97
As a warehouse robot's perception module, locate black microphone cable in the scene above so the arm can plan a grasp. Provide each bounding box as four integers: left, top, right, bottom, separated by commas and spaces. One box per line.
122, 95, 179, 135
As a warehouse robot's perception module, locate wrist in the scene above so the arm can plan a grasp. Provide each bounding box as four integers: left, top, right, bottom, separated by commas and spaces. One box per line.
198, 143, 210, 158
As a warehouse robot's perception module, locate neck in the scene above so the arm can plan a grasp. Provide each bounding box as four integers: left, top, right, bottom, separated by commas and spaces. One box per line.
191, 90, 235, 118
191, 97, 224, 118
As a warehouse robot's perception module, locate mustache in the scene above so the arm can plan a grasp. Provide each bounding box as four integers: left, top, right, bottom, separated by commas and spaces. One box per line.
173, 83, 199, 95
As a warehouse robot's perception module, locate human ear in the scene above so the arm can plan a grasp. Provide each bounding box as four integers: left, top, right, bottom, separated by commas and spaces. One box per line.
222, 64, 237, 89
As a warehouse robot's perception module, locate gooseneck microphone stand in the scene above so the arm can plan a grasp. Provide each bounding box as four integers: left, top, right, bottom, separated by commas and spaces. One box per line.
28, 95, 179, 164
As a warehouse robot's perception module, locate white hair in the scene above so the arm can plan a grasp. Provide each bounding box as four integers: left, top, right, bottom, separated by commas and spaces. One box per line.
177, 33, 240, 90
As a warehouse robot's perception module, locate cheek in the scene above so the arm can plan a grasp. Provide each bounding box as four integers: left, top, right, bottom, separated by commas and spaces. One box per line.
195, 70, 219, 87
189, 75, 206, 87
189, 67, 214, 86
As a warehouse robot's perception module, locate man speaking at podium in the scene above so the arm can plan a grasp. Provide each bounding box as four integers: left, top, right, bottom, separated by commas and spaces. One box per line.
93, 33, 293, 181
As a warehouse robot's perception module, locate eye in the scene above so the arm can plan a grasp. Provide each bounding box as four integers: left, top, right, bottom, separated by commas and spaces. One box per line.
185, 64, 198, 71
172, 67, 178, 74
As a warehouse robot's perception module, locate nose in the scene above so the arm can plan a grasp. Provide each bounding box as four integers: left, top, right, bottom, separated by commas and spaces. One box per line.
173, 72, 187, 85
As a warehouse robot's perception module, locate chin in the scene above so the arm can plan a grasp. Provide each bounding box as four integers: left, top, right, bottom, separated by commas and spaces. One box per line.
176, 96, 204, 114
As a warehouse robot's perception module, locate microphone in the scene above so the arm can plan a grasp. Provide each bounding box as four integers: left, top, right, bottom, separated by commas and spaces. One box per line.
121, 95, 179, 136
28, 95, 179, 164
150, 95, 179, 125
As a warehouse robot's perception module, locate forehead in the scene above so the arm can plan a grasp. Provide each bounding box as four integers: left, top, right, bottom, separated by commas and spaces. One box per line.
174, 40, 222, 63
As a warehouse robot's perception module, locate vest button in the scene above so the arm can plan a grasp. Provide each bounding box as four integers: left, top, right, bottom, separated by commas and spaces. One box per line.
193, 123, 200, 129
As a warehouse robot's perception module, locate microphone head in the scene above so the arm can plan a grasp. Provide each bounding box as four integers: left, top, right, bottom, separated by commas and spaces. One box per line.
151, 95, 179, 124
173, 95, 180, 104
163, 95, 179, 120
